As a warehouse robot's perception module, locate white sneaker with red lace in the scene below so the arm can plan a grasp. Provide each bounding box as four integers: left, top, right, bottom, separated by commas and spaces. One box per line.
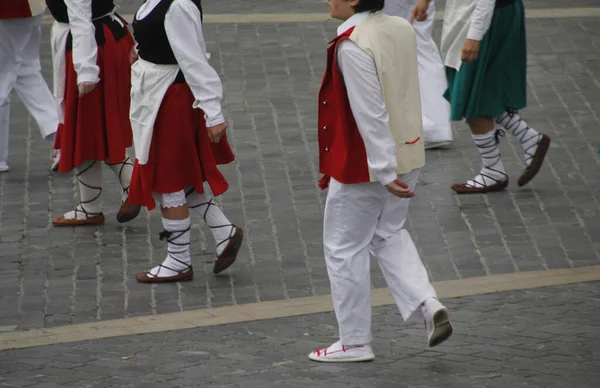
308, 341, 375, 363
421, 298, 453, 347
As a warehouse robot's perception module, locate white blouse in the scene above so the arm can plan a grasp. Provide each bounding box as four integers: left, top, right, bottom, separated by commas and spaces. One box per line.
441, 0, 495, 70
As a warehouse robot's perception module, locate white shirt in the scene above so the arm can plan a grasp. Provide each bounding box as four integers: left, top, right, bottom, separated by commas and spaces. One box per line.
336, 12, 398, 186
136, 0, 224, 127
441, 0, 495, 70
63, 0, 102, 85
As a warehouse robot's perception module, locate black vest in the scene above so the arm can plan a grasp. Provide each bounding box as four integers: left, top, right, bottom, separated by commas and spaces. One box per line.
46, 0, 115, 23
133, 0, 203, 83
46, 0, 128, 49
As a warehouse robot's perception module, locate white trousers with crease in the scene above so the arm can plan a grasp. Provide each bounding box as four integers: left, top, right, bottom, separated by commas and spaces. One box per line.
324, 168, 438, 346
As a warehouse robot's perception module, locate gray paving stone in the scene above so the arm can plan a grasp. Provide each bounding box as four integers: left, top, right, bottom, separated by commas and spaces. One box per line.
1, 283, 599, 387
1, 2, 600, 332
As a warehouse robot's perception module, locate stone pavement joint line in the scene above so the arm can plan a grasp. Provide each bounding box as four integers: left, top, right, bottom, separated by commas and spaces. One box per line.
1, 265, 599, 351
40, 7, 600, 24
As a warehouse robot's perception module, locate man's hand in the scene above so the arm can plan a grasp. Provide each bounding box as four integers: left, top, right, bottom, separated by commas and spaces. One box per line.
129, 47, 139, 65
461, 39, 481, 63
410, 0, 430, 23
207, 122, 227, 144
385, 178, 415, 199
78, 82, 96, 97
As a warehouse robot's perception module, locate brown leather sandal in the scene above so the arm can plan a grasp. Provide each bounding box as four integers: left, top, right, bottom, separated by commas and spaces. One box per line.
136, 228, 194, 283
213, 226, 244, 275
517, 134, 551, 187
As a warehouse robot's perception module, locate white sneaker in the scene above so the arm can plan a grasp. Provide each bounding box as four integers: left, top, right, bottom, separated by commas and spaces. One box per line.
308, 341, 375, 363
0, 161, 9, 172
422, 298, 453, 347
424, 140, 452, 150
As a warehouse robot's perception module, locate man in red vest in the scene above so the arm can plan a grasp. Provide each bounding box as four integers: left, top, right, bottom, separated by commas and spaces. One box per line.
309, 0, 453, 363
0, 0, 59, 172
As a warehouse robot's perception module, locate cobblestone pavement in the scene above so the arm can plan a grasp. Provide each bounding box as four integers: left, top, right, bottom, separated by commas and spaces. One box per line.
1, 3, 600, 331
1, 282, 599, 387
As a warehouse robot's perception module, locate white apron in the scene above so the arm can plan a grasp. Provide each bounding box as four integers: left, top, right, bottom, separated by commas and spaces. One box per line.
440, 0, 477, 71
383, 0, 452, 143
129, 58, 179, 165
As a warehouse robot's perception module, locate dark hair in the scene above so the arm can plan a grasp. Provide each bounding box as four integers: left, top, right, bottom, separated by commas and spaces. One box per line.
353, 0, 385, 13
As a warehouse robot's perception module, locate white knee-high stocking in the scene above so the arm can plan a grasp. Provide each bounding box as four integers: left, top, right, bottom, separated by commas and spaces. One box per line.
64, 160, 103, 220
186, 189, 235, 256
466, 129, 508, 188
495, 110, 542, 166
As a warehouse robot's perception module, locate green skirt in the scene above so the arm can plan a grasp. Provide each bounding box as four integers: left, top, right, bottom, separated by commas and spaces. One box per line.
444, 1, 527, 121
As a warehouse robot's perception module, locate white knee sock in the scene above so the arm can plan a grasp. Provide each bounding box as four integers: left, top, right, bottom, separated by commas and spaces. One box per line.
467, 129, 507, 188
106, 157, 134, 202
147, 217, 192, 278
186, 189, 235, 256
64, 160, 103, 220
495, 110, 541, 166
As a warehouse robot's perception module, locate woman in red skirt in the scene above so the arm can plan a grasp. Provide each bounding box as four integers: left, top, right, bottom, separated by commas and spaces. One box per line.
129, 0, 244, 283
48, 0, 141, 226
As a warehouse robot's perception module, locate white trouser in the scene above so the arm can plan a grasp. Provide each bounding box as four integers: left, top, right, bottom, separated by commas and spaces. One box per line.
383, 0, 452, 143
324, 168, 437, 346
0, 15, 59, 163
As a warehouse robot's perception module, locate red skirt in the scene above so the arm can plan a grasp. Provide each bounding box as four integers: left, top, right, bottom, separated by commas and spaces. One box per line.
54, 24, 134, 172
128, 83, 235, 210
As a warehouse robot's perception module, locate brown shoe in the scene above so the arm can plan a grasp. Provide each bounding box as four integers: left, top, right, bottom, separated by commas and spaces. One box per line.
53, 214, 105, 226
518, 134, 551, 187
213, 226, 244, 275
136, 267, 194, 283
117, 201, 141, 223
451, 178, 509, 194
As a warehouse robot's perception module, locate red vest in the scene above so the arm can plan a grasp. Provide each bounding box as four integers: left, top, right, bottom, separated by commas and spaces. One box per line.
0, 1, 34, 19
317, 27, 371, 190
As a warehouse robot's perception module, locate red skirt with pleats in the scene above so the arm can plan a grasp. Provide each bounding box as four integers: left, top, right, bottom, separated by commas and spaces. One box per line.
54, 23, 134, 172
128, 83, 235, 210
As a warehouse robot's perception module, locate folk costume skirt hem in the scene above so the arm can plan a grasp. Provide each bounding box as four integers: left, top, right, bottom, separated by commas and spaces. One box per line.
54, 23, 134, 172
444, 1, 527, 121
128, 83, 235, 211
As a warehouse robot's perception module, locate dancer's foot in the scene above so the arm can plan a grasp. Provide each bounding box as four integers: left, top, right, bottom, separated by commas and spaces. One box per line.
424, 140, 452, 150
421, 298, 453, 347
213, 225, 243, 274
517, 134, 551, 187
0, 161, 9, 172
53, 205, 104, 226
308, 341, 375, 363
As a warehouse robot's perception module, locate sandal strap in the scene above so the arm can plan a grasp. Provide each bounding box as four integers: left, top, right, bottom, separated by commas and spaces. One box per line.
106, 157, 134, 198
185, 188, 233, 231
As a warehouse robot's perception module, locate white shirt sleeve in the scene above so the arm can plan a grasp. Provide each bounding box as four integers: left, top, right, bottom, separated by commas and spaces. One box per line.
337, 40, 398, 186
467, 0, 496, 41
65, 0, 100, 84
165, 0, 225, 127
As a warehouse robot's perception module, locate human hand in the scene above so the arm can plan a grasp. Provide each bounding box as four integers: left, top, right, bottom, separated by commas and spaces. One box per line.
461, 39, 481, 63
207, 122, 227, 143
410, 0, 431, 23
78, 82, 96, 97
385, 179, 415, 199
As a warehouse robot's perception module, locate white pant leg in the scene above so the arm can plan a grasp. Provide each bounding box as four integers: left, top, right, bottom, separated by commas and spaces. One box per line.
323, 178, 386, 346
0, 98, 9, 164
0, 20, 21, 164
369, 169, 438, 321
14, 69, 60, 140
14, 15, 59, 140
413, 2, 453, 143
